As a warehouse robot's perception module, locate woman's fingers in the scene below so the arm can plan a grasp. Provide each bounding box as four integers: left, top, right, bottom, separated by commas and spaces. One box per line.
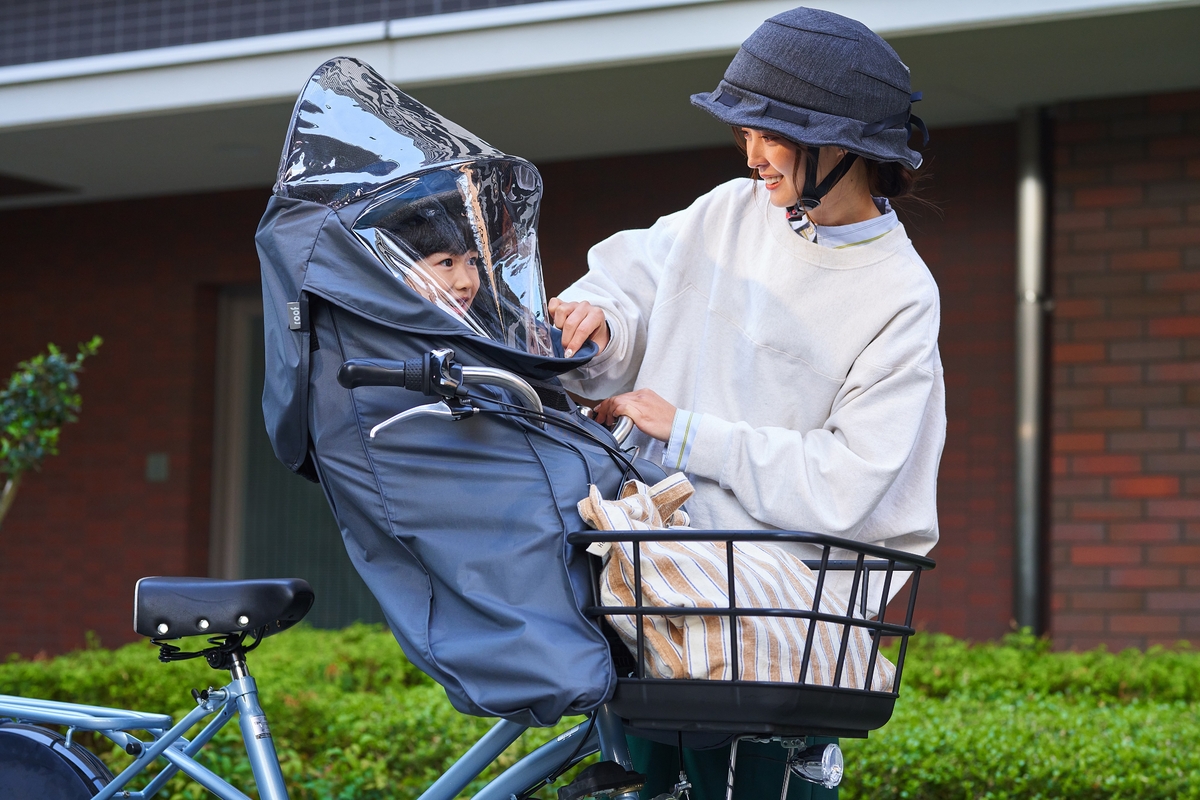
595, 389, 675, 441
547, 297, 609, 357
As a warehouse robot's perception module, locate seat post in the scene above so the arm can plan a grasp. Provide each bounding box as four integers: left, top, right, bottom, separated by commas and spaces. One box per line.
229, 649, 290, 800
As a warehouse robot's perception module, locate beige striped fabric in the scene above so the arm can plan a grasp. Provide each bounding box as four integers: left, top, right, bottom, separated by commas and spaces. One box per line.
578, 476, 894, 691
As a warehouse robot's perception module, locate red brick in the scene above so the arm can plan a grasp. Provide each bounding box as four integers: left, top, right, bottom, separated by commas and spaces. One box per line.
1056, 477, 1106, 498
1057, 209, 1108, 230
1071, 545, 1143, 566
1054, 432, 1106, 452
1108, 385, 1182, 406
1148, 546, 1200, 565
1108, 431, 1182, 451
1073, 185, 1144, 208
1109, 568, 1181, 588
1055, 613, 1106, 633
1110, 522, 1181, 542
1148, 316, 1200, 336
1111, 161, 1182, 182
1055, 342, 1106, 363
1072, 319, 1144, 339
1071, 408, 1143, 429
1148, 499, 1200, 518
1072, 454, 1143, 474
1054, 567, 1106, 588
1149, 227, 1200, 246
1056, 253, 1107, 274
1069, 364, 1143, 384
1069, 591, 1144, 611
1147, 408, 1200, 427
1054, 297, 1106, 319
1147, 592, 1200, 611
1057, 166, 1108, 185
1108, 340, 1181, 361
1071, 500, 1143, 520
1147, 361, 1200, 381
1072, 229, 1144, 251
1071, 274, 1144, 294
1146, 453, 1200, 472
1111, 476, 1180, 498
1110, 296, 1182, 318
1053, 522, 1106, 541
1111, 251, 1182, 271
1056, 387, 1106, 407
1112, 206, 1183, 227
1109, 614, 1182, 634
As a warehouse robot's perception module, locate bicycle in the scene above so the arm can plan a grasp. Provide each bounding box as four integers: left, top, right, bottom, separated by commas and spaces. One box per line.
0, 355, 934, 800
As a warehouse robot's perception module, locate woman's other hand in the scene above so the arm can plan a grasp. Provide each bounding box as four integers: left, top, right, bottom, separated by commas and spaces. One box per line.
595, 389, 676, 442
548, 297, 610, 358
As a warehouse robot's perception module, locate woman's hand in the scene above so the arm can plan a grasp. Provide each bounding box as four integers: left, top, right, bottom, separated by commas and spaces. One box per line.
595, 389, 676, 442
548, 297, 610, 358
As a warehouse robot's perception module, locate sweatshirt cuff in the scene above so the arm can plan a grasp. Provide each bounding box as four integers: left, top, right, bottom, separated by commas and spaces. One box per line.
662, 410, 703, 472
682, 414, 735, 482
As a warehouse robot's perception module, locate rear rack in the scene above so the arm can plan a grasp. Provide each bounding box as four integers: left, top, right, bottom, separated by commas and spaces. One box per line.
567, 530, 935, 738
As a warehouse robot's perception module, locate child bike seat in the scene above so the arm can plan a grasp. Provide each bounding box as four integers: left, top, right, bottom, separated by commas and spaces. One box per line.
133, 577, 314, 640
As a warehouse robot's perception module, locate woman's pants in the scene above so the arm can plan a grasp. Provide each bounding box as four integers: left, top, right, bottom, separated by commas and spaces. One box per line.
628, 735, 839, 800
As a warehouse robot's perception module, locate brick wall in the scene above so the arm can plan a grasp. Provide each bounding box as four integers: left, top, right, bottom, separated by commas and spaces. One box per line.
1050, 89, 1200, 650
0, 190, 266, 657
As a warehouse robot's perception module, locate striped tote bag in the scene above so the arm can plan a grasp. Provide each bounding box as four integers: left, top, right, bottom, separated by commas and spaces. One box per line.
579, 476, 894, 691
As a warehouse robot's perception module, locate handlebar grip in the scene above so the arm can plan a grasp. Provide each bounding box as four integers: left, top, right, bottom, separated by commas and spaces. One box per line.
337, 360, 411, 390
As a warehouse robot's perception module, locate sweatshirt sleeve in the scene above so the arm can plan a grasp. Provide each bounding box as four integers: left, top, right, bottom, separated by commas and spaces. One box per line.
685, 303, 944, 539
555, 210, 684, 399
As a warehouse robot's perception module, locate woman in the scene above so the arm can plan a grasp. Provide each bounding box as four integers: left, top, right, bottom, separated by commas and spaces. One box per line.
549, 7, 945, 799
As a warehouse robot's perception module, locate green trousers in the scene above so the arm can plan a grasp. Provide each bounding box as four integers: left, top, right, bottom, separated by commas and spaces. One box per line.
628, 735, 839, 800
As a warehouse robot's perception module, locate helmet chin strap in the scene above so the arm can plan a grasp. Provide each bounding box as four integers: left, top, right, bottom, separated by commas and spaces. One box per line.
785, 147, 859, 243
798, 147, 859, 213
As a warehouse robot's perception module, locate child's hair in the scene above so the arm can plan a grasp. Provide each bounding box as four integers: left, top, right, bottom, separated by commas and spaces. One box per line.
387, 197, 476, 260
730, 126, 920, 200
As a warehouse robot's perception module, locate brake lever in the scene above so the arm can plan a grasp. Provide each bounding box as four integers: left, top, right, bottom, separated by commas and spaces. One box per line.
369, 399, 478, 438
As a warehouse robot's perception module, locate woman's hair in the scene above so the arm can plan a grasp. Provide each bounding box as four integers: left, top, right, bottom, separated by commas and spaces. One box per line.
730, 126, 920, 200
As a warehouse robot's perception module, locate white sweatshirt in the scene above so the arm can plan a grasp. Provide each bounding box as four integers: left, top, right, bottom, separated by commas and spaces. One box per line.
559, 178, 945, 602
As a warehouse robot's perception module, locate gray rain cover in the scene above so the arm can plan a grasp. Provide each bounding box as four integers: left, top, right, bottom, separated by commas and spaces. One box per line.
255, 57, 638, 726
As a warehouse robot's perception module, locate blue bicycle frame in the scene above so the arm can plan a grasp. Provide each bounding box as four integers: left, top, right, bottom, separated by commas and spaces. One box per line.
0, 646, 634, 800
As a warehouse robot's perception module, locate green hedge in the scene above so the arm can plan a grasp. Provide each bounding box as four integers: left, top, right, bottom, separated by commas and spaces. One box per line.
3, 628, 1199, 799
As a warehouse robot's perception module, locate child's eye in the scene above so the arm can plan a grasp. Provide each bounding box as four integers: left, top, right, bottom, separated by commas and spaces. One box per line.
437, 258, 454, 268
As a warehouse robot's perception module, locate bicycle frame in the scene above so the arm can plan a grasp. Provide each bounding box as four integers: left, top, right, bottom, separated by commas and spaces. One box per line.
0, 658, 632, 800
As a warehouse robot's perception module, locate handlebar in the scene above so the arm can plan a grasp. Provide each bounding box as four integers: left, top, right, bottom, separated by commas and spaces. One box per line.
338, 349, 634, 444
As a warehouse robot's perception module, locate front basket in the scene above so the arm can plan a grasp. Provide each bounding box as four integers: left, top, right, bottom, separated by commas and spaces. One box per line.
567, 529, 935, 738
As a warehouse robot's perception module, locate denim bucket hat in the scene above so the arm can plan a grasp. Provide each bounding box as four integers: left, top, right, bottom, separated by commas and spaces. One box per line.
691, 7, 927, 170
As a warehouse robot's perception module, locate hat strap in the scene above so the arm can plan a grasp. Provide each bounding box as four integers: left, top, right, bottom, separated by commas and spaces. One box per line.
863, 91, 929, 146
800, 147, 859, 212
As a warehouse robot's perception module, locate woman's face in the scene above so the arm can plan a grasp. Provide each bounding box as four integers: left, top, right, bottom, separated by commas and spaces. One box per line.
417, 250, 481, 314
741, 128, 802, 208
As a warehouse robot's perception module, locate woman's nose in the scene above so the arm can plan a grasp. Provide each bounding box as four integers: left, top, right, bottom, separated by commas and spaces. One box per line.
744, 135, 764, 168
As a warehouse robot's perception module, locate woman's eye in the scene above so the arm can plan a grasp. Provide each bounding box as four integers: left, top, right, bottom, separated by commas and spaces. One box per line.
437, 258, 454, 268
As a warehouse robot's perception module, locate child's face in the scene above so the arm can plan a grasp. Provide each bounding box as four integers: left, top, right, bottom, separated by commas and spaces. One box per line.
417, 250, 481, 314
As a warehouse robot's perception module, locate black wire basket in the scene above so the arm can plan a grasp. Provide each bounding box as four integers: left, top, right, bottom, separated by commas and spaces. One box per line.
567, 530, 935, 739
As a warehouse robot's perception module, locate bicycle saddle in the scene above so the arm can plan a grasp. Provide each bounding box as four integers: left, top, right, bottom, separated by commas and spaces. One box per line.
133, 577, 314, 640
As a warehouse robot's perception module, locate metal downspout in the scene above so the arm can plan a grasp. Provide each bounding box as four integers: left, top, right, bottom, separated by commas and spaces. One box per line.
1015, 108, 1051, 634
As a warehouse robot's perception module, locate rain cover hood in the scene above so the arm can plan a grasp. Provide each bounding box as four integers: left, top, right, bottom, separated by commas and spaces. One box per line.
274, 56, 553, 358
